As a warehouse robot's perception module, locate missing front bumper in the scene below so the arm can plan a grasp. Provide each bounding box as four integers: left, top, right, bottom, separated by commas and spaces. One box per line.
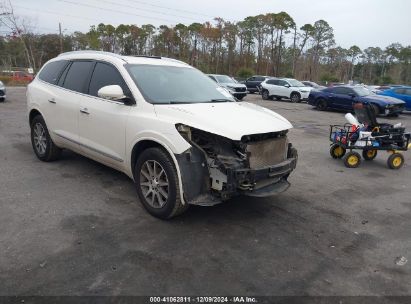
176, 144, 297, 206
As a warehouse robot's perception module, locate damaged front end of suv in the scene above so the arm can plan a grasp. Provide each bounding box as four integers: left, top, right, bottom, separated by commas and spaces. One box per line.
175, 124, 298, 206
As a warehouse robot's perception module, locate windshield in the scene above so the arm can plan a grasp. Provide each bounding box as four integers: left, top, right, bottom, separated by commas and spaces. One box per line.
353, 87, 371, 97
215, 75, 236, 84
127, 64, 235, 104
288, 79, 305, 87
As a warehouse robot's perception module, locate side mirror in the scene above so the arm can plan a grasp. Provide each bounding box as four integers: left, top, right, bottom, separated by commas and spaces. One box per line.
98, 85, 127, 101
284, 84, 290, 88
349, 93, 356, 98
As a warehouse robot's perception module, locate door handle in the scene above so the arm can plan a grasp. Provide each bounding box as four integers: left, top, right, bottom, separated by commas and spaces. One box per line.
80, 108, 90, 115
48, 98, 56, 104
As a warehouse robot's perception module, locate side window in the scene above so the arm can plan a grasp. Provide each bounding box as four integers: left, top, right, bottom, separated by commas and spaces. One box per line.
248, 77, 255, 81
63, 61, 94, 93
256, 77, 265, 81
266, 79, 275, 85
333, 87, 346, 94
88, 62, 130, 98
277, 80, 287, 86
38, 60, 68, 84
394, 88, 406, 94
343, 88, 354, 95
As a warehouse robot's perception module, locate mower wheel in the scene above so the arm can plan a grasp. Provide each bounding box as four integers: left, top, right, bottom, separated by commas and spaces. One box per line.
330, 144, 346, 159
387, 153, 404, 170
362, 149, 377, 161
343, 151, 361, 168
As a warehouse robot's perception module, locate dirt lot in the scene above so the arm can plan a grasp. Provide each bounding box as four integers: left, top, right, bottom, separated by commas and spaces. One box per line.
1, 87, 410, 296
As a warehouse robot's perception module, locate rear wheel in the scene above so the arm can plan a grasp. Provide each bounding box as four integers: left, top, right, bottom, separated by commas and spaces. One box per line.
330, 144, 346, 159
262, 90, 270, 100
343, 151, 361, 168
290, 92, 301, 103
134, 147, 188, 219
371, 104, 380, 116
362, 149, 377, 161
387, 153, 404, 170
316, 98, 327, 111
30, 115, 62, 162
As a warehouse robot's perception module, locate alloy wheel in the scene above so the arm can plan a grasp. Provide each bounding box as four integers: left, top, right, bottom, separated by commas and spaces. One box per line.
33, 122, 47, 155
139, 160, 169, 208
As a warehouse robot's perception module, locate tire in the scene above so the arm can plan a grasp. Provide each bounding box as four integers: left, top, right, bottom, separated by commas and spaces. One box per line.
262, 90, 270, 100
0, 98, 4, 102
290, 92, 301, 103
362, 149, 377, 161
330, 144, 346, 159
316, 98, 327, 111
387, 153, 404, 170
275, 96, 282, 101
371, 104, 380, 116
30, 115, 62, 162
343, 151, 361, 168
237, 95, 244, 101
134, 147, 189, 219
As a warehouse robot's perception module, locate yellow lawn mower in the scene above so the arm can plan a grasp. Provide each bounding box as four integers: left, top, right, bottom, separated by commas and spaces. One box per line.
329, 102, 410, 169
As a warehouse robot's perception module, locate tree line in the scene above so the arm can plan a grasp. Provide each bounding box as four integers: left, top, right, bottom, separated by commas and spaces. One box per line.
1, 6, 410, 85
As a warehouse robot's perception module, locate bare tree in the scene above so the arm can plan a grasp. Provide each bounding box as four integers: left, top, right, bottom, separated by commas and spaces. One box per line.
0, 0, 34, 68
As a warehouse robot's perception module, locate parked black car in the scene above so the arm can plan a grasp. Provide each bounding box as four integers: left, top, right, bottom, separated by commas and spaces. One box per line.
241, 75, 270, 93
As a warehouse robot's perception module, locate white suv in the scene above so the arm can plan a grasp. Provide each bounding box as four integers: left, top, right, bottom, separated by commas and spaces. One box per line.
27, 51, 297, 219
261, 78, 311, 103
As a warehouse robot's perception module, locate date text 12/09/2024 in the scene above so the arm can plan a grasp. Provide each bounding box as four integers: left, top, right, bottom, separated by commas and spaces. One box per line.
149, 297, 258, 303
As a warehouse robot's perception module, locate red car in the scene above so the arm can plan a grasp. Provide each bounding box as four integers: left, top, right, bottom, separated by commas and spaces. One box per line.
12, 71, 34, 82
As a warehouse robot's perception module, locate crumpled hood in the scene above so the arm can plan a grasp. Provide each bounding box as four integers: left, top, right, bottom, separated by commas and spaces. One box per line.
362, 95, 405, 105
154, 102, 293, 140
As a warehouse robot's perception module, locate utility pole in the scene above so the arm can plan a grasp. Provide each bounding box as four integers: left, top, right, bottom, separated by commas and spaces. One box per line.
59, 22, 63, 53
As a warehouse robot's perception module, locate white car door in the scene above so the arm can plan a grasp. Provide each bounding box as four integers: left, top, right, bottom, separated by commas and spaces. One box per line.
78, 61, 132, 169
276, 80, 291, 97
46, 60, 95, 149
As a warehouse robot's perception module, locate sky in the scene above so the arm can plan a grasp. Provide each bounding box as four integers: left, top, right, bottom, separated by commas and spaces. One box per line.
8, 0, 411, 49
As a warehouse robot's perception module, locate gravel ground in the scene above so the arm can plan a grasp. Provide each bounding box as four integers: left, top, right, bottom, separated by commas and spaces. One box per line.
0, 87, 410, 296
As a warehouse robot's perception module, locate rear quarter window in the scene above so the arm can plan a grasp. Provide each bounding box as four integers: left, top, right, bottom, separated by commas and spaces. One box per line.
38, 60, 68, 84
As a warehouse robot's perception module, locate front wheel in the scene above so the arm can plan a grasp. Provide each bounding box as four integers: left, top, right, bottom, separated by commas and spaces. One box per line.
262, 90, 270, 100
290, 92, 301, 103
134, 147, 188, 219
30, 115, 62, 162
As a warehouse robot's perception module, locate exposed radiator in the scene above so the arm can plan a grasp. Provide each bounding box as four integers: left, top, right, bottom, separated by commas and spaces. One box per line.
246, 137, 288, 169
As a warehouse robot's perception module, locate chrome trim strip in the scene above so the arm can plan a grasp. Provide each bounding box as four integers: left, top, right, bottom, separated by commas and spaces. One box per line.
54, 132, 124, 163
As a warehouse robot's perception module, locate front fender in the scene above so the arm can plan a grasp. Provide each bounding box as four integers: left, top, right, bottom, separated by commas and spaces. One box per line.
125, 131, 191, 206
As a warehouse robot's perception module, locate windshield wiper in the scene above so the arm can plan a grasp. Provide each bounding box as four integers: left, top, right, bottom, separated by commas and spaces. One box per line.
209, 98, 234, 102
164, 101, 195, 104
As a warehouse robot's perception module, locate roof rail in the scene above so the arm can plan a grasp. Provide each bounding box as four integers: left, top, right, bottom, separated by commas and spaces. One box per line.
160, 57, 189, 66
131, 55, 162, 59
58, 50, 125, 60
